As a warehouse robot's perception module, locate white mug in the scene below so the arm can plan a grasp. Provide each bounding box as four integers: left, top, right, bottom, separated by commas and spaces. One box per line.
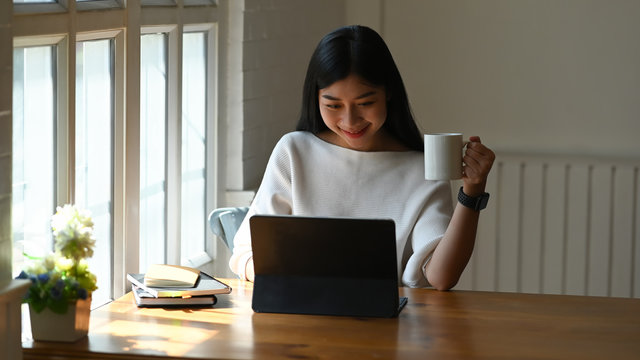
424, 133, 464, 180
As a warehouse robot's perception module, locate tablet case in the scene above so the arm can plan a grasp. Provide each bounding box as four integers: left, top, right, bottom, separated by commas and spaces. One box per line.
250, 215, 407, 318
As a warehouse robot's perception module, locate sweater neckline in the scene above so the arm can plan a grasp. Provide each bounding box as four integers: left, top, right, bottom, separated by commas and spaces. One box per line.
302, 131, 420, 155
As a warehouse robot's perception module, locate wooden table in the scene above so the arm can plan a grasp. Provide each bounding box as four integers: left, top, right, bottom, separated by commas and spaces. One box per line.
22, 279, 640, 359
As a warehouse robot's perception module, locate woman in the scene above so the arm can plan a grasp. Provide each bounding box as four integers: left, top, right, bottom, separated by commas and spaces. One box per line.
229, 25, 495, 290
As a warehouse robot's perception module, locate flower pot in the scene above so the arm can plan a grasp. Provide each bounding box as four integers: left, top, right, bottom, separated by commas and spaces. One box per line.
29, 297, 91, 342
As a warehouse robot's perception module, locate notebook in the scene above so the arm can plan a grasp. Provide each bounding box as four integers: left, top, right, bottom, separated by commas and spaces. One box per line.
127, 272, 231, 298
250, 215, 408, 318
131, 285, 217, 307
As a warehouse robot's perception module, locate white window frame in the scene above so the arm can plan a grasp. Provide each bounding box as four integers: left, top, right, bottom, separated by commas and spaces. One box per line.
13, 34, 70, 209
11, 1, 221, 301
75, 29, 123, 307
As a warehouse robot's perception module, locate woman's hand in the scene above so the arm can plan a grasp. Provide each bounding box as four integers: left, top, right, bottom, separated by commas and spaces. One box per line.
425, 136, 495, 290
462, 136, 495, 196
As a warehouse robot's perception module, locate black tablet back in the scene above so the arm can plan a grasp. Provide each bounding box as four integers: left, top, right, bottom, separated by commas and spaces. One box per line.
250, 215, 407, 318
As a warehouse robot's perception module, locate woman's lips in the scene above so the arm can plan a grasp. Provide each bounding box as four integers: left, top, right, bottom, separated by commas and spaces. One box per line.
342, 125, 369, 139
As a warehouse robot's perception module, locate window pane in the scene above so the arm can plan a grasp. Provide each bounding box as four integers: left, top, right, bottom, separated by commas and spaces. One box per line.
76, 39, 113, 305
141, 0, 176, 6
181, 32, 207, 263
12, 46, 56, 276
140, 33, 167, 271
183, 0, 216, 6
76, 0, 123, 10
13, 0, 56, 3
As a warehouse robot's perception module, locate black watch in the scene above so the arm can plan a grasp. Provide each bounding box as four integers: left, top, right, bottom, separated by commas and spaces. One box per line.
457, 187, 490, 211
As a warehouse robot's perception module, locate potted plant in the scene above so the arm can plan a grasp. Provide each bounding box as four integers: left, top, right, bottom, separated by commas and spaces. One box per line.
16, 204, 98, 342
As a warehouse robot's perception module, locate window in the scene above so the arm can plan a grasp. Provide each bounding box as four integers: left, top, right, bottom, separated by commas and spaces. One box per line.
181, 31, 208, 265
11, 1, 220, 302
139, 33, 167, 271
14, 0, 65, 14
75, 38, 114, 306
12, 45, 56, 274
137, 27, 214, 269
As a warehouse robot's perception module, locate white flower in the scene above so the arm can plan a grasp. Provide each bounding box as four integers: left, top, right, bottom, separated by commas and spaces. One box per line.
51, 204, 96, 261
55, 256, 73, 271
25, 260, 47, 275
43, 253, 56, 271
19, 204, 99, 313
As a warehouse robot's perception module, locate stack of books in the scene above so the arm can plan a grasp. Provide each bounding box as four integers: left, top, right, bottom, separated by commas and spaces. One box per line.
127, 264, 232, 307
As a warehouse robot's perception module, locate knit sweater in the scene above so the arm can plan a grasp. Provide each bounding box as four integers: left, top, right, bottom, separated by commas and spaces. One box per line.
229, 131, 453, 287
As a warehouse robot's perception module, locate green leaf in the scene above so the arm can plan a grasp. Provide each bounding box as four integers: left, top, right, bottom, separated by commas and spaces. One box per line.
48, 298, 69, 314
22, 252, 42, 261
30, 301, 47, 313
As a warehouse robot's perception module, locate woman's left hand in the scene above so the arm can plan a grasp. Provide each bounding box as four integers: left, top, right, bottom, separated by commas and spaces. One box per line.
462, 136, 495, 195
427, 136, 495, 290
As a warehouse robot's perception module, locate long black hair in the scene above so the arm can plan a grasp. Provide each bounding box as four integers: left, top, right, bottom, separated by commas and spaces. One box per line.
296, 25, 423, 151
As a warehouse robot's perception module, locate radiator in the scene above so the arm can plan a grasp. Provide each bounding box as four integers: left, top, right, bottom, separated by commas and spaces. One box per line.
454, 153, 639, 298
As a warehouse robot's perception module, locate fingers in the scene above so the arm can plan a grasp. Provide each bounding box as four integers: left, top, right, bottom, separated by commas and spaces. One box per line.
462, 137, 495, 186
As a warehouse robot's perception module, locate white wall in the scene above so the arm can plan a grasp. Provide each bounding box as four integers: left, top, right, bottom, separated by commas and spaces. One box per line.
380, 0, 640, 158
345, 0, 639, 297
226, 0, 345, 192
214, 0, 345, 276
235, 0, 640, 193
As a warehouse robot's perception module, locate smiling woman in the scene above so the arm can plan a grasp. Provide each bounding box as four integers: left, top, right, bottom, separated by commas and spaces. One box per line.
317, 75, 392, 152
297, 26, 423, 153
229, 25, 496, 292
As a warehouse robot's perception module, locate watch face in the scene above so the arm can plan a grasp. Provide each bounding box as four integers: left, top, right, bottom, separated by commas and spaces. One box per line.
478, 195, 489, 210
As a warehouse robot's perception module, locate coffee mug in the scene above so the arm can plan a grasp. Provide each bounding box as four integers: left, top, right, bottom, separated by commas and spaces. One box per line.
424, 133, 464, 180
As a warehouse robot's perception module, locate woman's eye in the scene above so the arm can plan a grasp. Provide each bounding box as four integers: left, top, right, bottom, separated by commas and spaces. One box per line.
358, 101, 374, 106
325, 104, 340, 109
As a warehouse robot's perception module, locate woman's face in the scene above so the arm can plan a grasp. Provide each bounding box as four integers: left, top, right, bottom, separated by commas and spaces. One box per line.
318, 73, 388, 151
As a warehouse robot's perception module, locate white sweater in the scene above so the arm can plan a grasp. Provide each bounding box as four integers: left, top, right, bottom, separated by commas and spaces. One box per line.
229, 131, 453, 287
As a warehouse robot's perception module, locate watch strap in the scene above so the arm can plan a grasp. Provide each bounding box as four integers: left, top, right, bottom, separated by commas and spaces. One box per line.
457, 187, 490, 211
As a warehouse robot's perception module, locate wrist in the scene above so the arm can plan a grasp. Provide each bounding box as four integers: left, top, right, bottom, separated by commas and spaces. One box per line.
458, 186, 490, 211
462, 182, 486, 198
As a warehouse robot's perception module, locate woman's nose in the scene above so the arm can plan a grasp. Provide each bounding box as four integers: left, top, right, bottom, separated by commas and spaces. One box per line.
343, 105, 360, 125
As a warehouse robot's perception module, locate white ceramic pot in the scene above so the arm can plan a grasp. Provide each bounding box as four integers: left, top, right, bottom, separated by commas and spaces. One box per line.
29, 297, 91, 342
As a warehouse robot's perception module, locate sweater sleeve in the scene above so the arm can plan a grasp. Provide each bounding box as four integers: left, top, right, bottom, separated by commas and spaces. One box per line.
228, 136, 294, 280
401, 180, 453, 288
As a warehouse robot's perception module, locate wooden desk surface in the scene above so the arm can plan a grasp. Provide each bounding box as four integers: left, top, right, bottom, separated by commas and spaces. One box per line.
23, 279, 640, 360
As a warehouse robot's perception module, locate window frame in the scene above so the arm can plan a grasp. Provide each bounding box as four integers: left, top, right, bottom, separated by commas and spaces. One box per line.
74, 31, 120, 307
13, 35, 69, 209
11, 40, 59, 270
11, 1, 221, 301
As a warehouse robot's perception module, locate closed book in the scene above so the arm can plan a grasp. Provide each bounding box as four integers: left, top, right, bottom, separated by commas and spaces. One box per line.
132, 285, 217, 307
127, 272, 232, 298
